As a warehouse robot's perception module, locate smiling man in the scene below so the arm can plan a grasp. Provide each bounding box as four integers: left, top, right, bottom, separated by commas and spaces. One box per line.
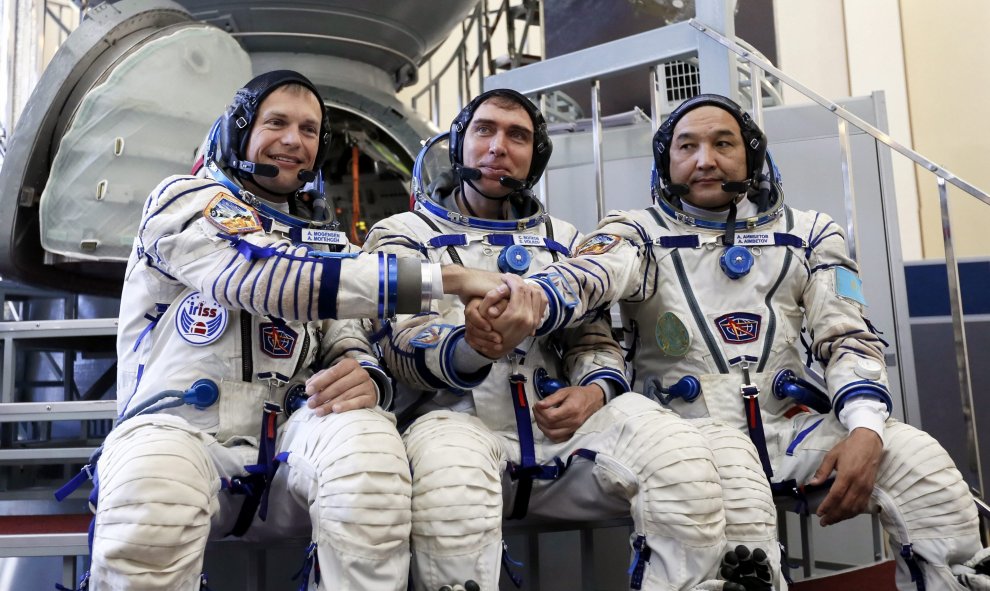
80, 71, 498, 591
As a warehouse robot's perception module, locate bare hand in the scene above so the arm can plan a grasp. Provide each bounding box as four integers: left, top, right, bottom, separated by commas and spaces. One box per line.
464, 297, 508, 358
305, 358, 377, 416
441, 265, 505, 303
533, 384, 605, 443
808, 427, 883, 526
465, 275, 545, 358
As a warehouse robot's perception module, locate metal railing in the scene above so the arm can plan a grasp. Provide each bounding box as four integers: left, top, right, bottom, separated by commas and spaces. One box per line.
693, 19, 987, 524
409, 0, 542, 127
485, 0, 988, 550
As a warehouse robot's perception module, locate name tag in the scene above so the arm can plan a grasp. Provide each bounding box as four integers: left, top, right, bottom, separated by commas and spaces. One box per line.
301, 229, 348, 245
513, 234, 544, 247
732, 233, 774, 246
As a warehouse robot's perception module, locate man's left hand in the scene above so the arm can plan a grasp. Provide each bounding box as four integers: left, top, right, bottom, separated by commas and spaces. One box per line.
808, 427, 883, 526
533, 384, 606, 443
305, 358, 377, 416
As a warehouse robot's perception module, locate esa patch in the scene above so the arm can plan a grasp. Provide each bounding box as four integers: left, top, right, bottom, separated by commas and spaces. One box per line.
204, 192, 262, 234
259, 322, 298, 358
176, 292, 228, 346
410, 324, 455, 349
575, 234, 621, 256
655, 312, 690, 356
835, 266, 867, 306
714, 312, 761, 344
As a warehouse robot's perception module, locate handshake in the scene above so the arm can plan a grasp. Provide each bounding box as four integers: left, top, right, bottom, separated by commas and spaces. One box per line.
442, 266, 548, 359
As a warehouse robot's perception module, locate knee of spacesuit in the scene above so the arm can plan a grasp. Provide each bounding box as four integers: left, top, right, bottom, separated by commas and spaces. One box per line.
91, 414, 219, 590
692, 419, 782, 589
873, 421, 982, 590
288, 408, 412, 559
404, 411, 505, 590
595, 397, 726, 588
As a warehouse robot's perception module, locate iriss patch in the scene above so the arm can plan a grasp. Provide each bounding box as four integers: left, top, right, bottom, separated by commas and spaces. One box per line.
575, 234, 621, 256
204, 192, 262, 234
176, 292, 228, 346
714, 312, 761, 344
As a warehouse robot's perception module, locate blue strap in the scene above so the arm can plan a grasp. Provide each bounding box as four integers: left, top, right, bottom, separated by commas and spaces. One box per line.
291, 542, 321, 591
428, 235, 469, 247
742, 385, 774, 480
507, 374, 537, 520
501, 540, 524, 588
54, 465, 93, 502
657, 235, 700, 248
628, 534, 652, 590
900, 544, 927, 591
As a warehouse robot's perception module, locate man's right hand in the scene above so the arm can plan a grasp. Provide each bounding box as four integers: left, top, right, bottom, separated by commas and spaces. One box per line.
441, 265, 505, 303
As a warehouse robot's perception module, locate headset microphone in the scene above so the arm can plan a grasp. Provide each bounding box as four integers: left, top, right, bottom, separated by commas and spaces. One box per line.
232, 158, 279, 178
297, 170, 316, 183
498, 176, 526, 191
665, 183, 690, 197
454, 164, 482, 182
721, 180, 751, 193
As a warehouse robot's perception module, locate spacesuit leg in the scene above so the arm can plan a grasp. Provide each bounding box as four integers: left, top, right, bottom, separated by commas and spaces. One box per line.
694, 419, 783, 590
90, 414, 220, 591
404, 411, 506, 591
870, 421, 984, 591
587, 394, 726, 590
278, 407, 412, 591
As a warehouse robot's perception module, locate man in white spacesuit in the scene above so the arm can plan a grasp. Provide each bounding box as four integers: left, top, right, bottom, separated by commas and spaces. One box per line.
472, 93, 990, 591
363, 89, 772, 591
78, 70, 509, 591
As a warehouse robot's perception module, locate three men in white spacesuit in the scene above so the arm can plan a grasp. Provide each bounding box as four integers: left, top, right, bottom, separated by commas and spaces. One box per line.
471, 93, 990, 591
365, 89, 775, 591
88, 70, 502, 591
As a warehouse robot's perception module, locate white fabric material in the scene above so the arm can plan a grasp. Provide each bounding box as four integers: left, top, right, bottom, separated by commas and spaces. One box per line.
92, 409, 411, 591
534, 202, 984, 591
365, 197, 727, 589
839, 397, 888, 441
694, 419, 784, 590
404, 395, 727, 591
98, 175, 411, 588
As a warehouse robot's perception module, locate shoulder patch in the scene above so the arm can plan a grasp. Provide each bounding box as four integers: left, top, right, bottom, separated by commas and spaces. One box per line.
834, 266, 867, 306
410, 324, 456, 349
204, 192, 262, 234
575, 234, 622, 256
175, 292, 229, 346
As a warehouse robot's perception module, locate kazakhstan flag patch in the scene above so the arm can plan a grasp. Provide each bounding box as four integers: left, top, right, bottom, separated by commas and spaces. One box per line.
835, 266, 866, 306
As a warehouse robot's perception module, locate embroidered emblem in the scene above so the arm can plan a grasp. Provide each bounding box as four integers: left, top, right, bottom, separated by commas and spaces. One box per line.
835, 266, 867, 306
410, 324, 454, 349
575, 234, 621, 256
259, 323, 298, 358
204, 192, 262, 234
655, 312, 690, 356
714, 312, 761, 344
175, 292, 228, 346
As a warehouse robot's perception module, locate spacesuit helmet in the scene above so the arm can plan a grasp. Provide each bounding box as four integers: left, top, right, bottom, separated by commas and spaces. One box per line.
651, 93, 773, 210
448, 88, 553, 195
201, 70, 334, 220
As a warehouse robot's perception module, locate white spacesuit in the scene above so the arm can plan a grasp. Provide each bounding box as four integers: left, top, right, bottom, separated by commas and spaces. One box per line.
78, 71, 437, 591
527, 94, 988, 591
364, 90, 733, 591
